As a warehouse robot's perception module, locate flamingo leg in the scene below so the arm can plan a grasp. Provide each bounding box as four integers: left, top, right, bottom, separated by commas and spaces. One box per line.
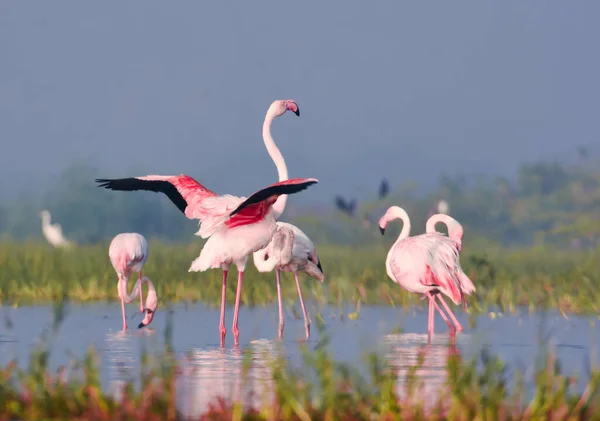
276, 269, 284, 340
232, 270, 244, 346
117, 277, 128, 331
138, 271, 144, 313
427, 291, 455, 332
436, 295, 464, 332
427, 293, 434, 342
294, 272, 310, 339
120, 296, 128, 331
219, 269, 228, 348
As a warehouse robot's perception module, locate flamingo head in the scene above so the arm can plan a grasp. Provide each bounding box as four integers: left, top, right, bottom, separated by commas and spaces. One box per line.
270, 99, 300, 118
138, 288, 158, 329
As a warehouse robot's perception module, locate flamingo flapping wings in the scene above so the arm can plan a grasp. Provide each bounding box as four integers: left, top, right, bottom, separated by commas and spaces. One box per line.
96, 174, 318, 346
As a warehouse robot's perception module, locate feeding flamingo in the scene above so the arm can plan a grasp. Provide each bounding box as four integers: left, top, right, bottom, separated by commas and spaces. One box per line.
379, 206, 474, 339
251, 99, 323, 339
108, 233, 158, 331
40, 210, 73, 248
96, 174, 318, 346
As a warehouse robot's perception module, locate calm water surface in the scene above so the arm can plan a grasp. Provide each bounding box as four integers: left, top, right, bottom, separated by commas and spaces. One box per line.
0, 302, 597, 416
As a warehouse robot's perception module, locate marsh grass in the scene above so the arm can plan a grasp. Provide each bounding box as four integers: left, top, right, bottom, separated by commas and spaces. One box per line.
0, 301, 599, 420
0, 240, 598, 315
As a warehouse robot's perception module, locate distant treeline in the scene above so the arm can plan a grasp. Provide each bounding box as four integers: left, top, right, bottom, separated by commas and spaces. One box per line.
1, 156, 599, 248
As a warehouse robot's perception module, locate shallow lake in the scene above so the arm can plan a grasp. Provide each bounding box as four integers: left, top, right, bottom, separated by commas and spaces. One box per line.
0, 302, 597, 417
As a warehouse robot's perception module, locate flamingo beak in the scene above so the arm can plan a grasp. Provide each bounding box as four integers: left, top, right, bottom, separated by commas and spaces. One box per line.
379, 226, 385, 235
138, 308, 155, 329
293, 107, 300, 117
317, 258, 323, 274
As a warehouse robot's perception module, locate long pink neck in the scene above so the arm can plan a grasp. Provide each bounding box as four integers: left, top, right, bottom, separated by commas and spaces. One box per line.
122, 276, 155, 303
381, 206, 412, 244
426, 214, 463, 244
263, 111, 289, 219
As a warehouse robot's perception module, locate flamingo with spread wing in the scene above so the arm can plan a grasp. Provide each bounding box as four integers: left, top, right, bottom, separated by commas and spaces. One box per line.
96, 174, 318, 346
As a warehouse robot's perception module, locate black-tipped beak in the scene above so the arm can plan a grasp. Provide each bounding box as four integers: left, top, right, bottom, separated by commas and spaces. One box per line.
317, 258, 323, 274
379, 226, 385, 235
293, 108, 300, 117
138, 322, 146, 329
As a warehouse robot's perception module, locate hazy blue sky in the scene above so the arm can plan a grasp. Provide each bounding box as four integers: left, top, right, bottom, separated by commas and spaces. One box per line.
1, 1, 598, 205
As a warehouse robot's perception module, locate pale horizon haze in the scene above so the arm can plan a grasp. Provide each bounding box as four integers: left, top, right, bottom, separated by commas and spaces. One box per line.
1, 1, 598, 206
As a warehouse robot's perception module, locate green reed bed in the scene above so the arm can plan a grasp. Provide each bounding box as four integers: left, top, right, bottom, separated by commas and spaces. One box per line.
0, 316, 599, 421
0, 240, 598, 315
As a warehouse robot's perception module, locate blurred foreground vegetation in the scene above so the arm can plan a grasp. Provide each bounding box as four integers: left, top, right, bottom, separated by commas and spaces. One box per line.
0, 310, 598, 420
0, 239, 598, 314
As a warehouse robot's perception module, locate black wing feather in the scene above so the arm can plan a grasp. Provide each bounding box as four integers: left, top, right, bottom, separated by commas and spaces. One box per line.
95, 178, 188, 214
230, 180, 318, 216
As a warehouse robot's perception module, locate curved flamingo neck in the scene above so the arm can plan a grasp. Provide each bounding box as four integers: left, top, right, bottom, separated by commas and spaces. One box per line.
263, 110, 289, 219
122, 276, 154, 303
142, 276, 156, 293
381, 206, 411, 243
426, 213, 463, 244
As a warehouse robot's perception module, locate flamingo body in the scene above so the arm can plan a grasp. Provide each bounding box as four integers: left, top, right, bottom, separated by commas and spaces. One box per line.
254, 222, 323, 281
384, 232, 463, 304
108, 233, 158, 330
425, 214, 476, 295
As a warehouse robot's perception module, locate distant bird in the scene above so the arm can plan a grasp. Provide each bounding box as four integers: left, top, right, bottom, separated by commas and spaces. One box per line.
436, 200, 449, 214
39, 210, 72, 248
108, 233, 158, 331
96, 173, 318, 347
251, 99, 323, 339
378, 178, 390, 200
334, 196, 357, 217
379, 206, 474, 339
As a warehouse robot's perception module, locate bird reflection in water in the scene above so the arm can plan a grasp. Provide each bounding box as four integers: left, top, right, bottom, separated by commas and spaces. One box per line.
104, 331, 138, 403
178, 339, 281, 419
384, 332, 463, 406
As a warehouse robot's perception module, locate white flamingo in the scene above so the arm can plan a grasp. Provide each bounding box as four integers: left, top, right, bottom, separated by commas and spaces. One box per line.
108, 233, 158, 331
252, 99, 324, 339
39, 210, 72, 248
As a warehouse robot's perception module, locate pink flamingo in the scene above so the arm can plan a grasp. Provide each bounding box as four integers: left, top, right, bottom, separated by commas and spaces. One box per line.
425, 213, 464, 251
251, 99, 323, 340
96, 175, 318, 346
425, 213, 476, 305
378, 206, 472, 339
108, 233, 158, 331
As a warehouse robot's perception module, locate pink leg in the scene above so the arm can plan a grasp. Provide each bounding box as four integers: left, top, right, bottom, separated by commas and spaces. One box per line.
426, 291, 455, 332
138, 271, 144, 313
231, 271, 244, 346
436, 295, 464, 332
294, 273, 310, 339
219, 269, 228, 348
120, 296, 128, 331
276, 269, 284, 339
427, 294, 434, 342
